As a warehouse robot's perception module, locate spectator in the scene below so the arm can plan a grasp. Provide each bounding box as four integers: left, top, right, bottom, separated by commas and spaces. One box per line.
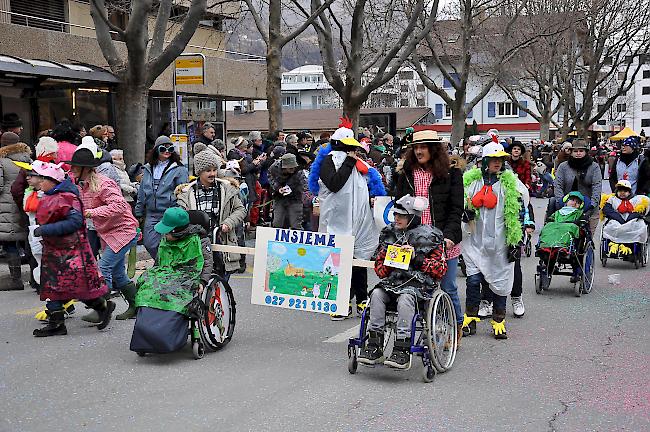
106, 125, 117, 150
135, 136, 189, 259
0, 134, 31, 290
89, 125, 109, 150
110, 149, 137, 202
194, 123, 216, 146
268, 153, 305, 229
1, 113, 23, 137
50, 120, 79, 171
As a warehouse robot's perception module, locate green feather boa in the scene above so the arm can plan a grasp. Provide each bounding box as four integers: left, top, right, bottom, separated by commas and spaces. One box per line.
463, 167, 523, 246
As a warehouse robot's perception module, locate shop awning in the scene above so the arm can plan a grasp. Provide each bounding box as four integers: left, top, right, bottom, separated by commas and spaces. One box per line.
609, 127, 639, 141
0, 55, 118, 85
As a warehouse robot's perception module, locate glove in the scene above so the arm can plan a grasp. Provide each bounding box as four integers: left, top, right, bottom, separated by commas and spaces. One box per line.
507, 245, 521, 262
411, 254, 425, 270
33, 227, 42, 237
490, 319, 507, 336
630, 212, 645, 220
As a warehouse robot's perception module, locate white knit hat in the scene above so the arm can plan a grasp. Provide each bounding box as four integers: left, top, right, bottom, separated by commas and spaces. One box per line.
35, 136, 58, 158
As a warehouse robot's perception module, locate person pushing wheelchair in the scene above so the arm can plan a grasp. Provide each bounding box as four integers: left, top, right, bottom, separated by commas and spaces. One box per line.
358, 195, 447, 369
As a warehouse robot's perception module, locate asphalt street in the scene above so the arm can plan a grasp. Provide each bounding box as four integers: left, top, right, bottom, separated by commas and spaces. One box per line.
1, 197, 649, 432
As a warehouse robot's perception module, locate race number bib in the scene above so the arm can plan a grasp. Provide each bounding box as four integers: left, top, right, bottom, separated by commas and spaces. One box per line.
385, 245, 412, 270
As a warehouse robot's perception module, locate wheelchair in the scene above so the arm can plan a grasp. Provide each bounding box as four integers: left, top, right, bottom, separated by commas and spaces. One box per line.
132, 211, 236, 360
600, 219, 649, 269
347, 288, 457, 383
534, 218, 595, 298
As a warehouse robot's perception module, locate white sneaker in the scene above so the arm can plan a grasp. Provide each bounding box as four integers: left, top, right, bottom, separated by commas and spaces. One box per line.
478, 300, 492, 318
511, 296, 525, 318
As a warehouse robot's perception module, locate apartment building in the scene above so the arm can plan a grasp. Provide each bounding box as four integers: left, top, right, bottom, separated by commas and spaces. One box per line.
0, 0, 265, 143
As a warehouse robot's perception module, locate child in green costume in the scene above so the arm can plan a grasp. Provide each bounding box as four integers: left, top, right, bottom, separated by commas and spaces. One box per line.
539, 191, 585, 249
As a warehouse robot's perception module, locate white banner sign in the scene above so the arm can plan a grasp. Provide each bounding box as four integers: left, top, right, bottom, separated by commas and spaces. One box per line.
251, 227, 354, 315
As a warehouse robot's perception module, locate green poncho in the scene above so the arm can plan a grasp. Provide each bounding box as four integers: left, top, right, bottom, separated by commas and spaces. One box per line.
538, 207, 583, 248
135, 232, 204, 315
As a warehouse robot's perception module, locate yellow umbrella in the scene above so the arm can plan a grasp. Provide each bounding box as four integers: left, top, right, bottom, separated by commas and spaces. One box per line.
610, 127, 639, 141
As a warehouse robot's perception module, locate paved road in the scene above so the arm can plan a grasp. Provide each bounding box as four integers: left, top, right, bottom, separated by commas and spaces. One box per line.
1, 197, 649, 432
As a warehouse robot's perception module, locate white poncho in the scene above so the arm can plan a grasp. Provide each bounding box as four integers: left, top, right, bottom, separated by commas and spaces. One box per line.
318, 151, 378, 260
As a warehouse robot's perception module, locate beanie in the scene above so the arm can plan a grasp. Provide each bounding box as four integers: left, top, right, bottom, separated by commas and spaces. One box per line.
35, 136, 58, 157
0, 132, 20, 147
194, 148, 221, 174
193, 142, 208, 155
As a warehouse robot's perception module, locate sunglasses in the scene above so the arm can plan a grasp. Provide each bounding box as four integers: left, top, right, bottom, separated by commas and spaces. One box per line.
158, 145, 175, 153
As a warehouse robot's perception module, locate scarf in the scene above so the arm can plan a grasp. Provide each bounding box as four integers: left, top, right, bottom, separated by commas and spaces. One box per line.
567, 155, 594, 170
619, 151, 639, 165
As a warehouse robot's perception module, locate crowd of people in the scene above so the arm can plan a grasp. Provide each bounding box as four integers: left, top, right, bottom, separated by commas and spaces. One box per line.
2, 112, 648, 369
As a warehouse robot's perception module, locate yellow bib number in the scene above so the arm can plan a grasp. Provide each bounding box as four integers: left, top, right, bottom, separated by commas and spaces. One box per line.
385, 245, 412, 270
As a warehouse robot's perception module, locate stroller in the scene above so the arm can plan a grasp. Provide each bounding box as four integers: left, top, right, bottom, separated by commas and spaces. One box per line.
130, 211, 236, 359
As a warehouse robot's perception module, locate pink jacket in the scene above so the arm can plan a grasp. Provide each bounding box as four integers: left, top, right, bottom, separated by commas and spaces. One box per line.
56, 140, 77, 171
80, 174, 139, 253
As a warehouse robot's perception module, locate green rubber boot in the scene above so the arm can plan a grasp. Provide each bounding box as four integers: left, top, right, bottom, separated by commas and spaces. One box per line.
115, 282, 138, 320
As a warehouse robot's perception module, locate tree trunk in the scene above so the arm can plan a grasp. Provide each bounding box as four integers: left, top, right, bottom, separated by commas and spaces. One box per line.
266, 47, 283, 134
450, 111, 466, 148
115, 82, 148, 165
342, 100, 362, 133
539, 116, 551, 141
575, 119, 588, 139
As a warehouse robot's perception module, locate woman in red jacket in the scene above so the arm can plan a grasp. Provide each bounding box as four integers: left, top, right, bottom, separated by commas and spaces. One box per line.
67, 143, 140, 321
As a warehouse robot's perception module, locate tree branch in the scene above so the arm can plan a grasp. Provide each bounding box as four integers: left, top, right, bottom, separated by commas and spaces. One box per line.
89, 0, 124, 73
148, 0, 173, 62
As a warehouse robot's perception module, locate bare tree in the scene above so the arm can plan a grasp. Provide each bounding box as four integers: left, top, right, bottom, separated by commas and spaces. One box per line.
89, 0, 207, 163
243, 0, 335, 134
555, 0, 650, 139
411, 0, 562, 146
309, 0, 439, 129
497, 31, 574, 140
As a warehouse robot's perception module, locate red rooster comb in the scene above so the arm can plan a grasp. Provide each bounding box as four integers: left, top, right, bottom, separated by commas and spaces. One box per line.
37, 153, 56, 163
338, 116, 353, 129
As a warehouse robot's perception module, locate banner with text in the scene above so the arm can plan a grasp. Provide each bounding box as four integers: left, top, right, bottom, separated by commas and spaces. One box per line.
251, 227, 354, 315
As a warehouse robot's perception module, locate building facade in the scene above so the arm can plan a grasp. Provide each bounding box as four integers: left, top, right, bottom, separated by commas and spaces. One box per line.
0, 0, 266, 144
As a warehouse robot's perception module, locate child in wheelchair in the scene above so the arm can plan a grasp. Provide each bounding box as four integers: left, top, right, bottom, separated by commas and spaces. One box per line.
358, 195, 447, 369
130, 207, 214, 354
601, 180, 650, 257
537, 191, 587, 287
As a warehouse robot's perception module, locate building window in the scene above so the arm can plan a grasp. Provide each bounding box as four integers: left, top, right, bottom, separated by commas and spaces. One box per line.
9, 0, 67, 32
644, 70, 650, 79
398, 70, 414, 80
616, 103, 627, 112
443, 73, 459, 89
597, 104, 606, 112
400, 84, 409, 92
400, 99, 409, 106
416, 98, 425, 106
444, 104, 453, 118
644, 87, 650, 95
497, 102, 518, 117
618, 71, 627, 80
597, 120, 607, 126
416, 84, 425, 92
282, 95, 299, 107
597, 88, 607, 97
642, 119, 650, 128
642, 103, 650, 111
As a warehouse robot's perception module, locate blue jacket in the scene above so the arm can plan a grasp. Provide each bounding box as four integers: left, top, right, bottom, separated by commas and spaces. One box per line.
40, 178, 84, 237
135, 162, 189, 217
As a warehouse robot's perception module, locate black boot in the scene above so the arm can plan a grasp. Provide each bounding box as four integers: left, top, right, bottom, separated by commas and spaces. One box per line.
358, 331, 384, 365
85, 298, 116, 330
384, 338, 411, 369
33, 310, 67, 337
115, 282, 138, 320
2, 253, 24, 291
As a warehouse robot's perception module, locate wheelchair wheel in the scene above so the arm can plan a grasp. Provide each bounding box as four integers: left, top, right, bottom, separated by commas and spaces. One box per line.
425, 290, 457, 373
199, 277, 236, 351
535, 274, 543, 294
347, 349, 358, 374
192, 341, 205, 360
643, 242, 649, 267
458, 256, 467, 277
422, 364, 436, 383
580, 241, 595, 295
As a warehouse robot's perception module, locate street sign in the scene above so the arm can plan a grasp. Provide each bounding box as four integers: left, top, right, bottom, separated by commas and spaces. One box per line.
174, 54, 205, 85
170, 134, 189, 166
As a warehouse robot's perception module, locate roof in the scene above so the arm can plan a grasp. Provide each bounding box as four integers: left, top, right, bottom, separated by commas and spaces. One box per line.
0, 55, 118, 84
285, 65, 324, 75
227, 107, 431, 133
325, 252, 340, 268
